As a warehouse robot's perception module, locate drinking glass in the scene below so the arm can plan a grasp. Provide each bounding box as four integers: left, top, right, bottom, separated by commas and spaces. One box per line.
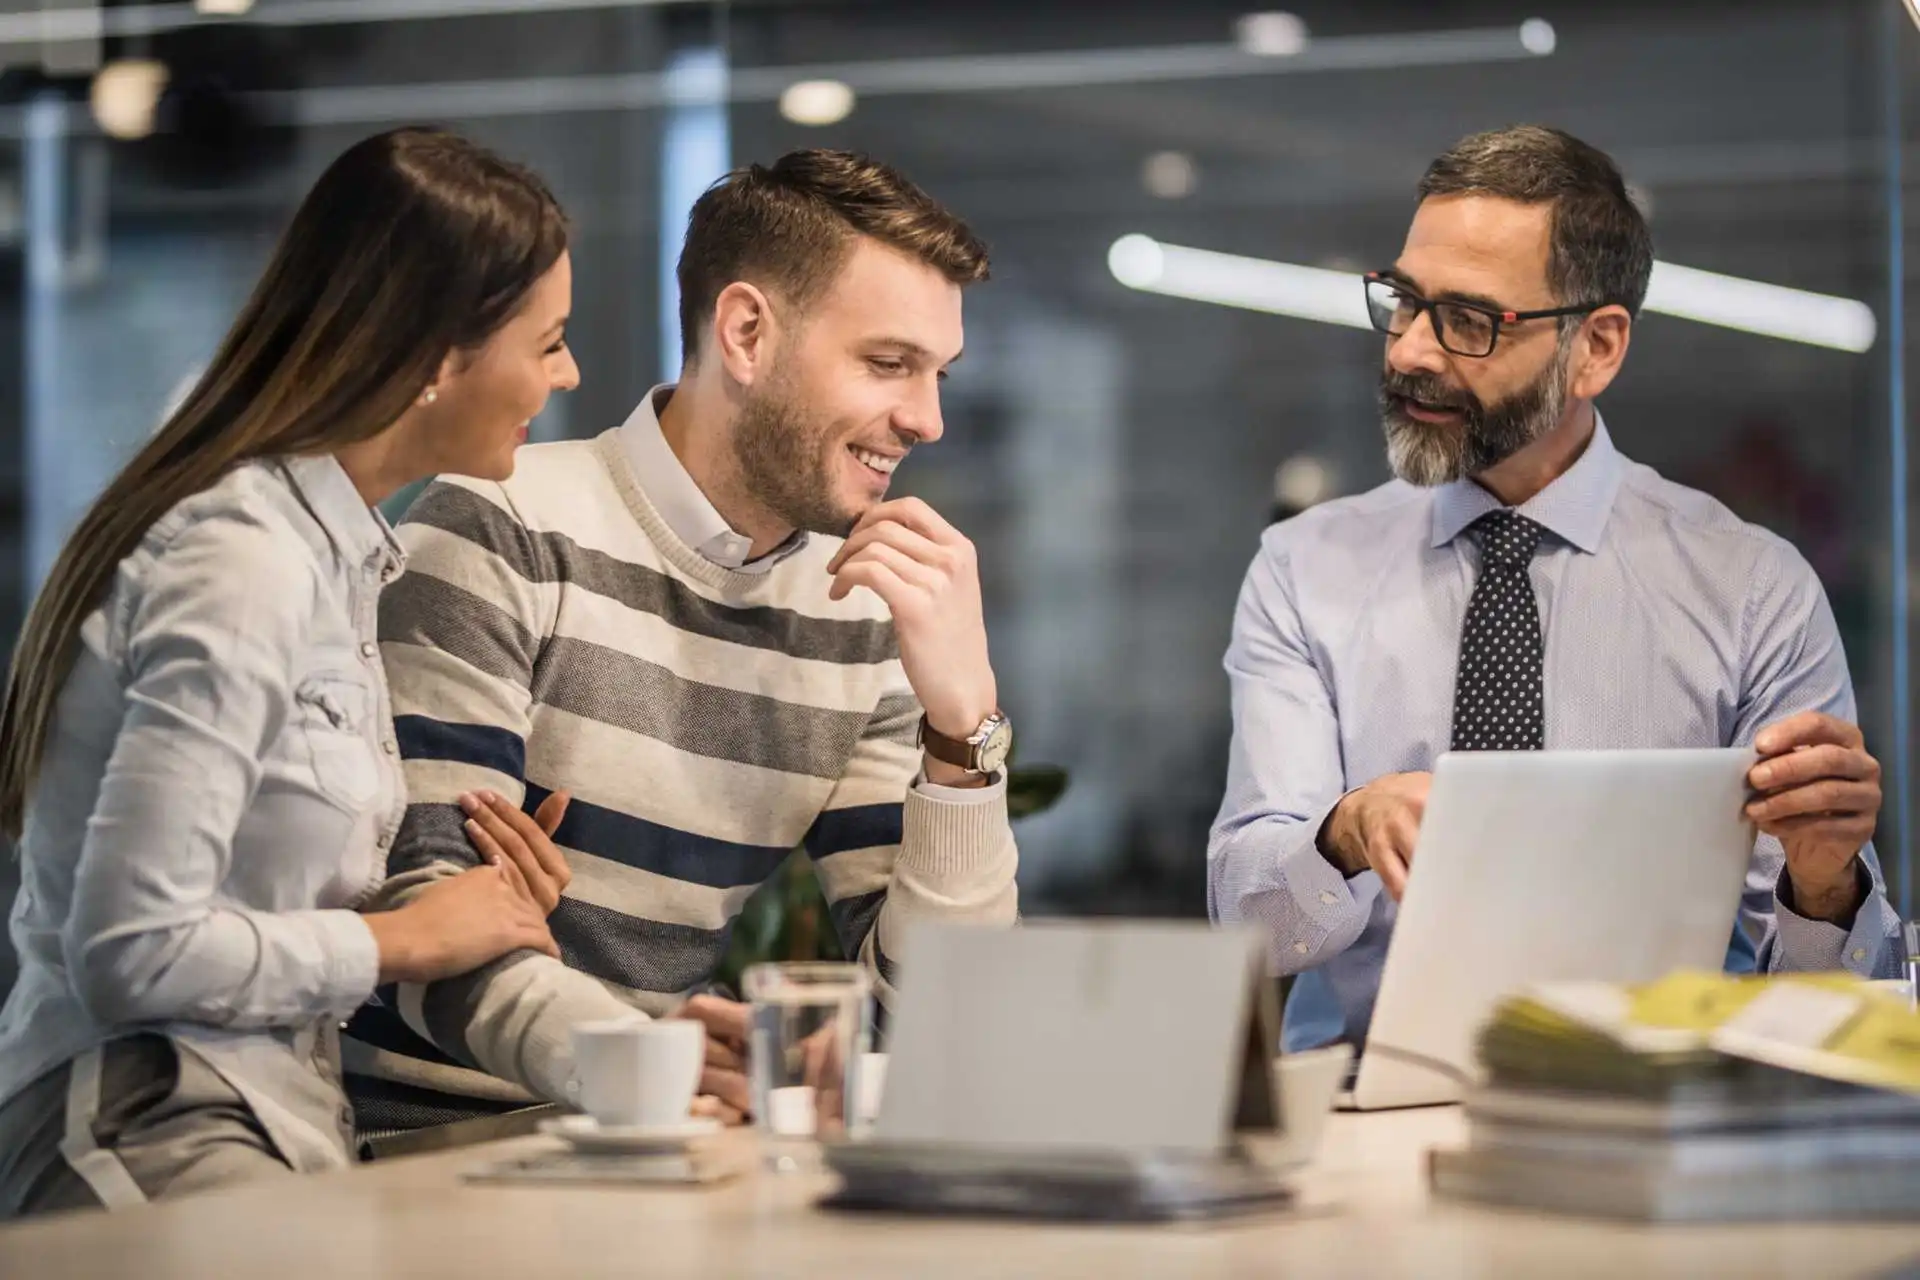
743, 961, 874, 1171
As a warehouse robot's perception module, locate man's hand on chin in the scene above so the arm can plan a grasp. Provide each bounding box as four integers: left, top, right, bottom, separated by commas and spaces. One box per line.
827, 497, 998, 788
1747, 711, 1880, 926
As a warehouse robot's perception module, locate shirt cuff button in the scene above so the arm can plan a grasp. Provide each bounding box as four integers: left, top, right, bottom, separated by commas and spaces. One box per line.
1292, 941, 1310, 955
1851, 948, 1868, 962
1318, 891, 1339, 906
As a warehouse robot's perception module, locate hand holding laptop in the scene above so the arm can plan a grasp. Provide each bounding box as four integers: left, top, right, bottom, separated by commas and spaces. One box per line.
1316, 712, 1880, 915
1746, 711, 1881, 925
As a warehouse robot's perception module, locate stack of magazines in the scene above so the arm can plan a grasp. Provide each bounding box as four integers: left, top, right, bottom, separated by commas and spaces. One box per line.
1429, 971, 1920, 1221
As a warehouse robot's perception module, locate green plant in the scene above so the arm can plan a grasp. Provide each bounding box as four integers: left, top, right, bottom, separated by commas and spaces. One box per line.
1007, 764, 1068, 820
714, 763, 1069, 991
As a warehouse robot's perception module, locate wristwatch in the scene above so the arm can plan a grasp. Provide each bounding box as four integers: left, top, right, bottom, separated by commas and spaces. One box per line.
917, 710, 1014, 777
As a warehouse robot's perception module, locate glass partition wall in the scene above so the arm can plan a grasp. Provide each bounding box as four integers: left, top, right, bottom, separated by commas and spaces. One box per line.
0, 2, 1910, 976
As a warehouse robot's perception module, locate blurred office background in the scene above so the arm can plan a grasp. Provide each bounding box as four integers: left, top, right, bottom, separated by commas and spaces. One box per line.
0, 0, 1914, 993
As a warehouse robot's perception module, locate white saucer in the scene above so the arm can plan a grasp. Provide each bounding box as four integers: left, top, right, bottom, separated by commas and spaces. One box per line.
539, 1114, 722, 1154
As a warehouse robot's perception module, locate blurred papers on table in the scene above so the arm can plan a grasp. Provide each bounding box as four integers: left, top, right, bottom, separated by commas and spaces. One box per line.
1431, 972, 1920, 1221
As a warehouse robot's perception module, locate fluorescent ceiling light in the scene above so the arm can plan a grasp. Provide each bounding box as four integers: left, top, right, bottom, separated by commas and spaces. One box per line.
0, 17, 1558, 132
0, 0, 680, 43
1107, 235, 1371, 329
1906, 0, 1920, 30
1108, 234, 1877, 353
1643, 261, 1877, 353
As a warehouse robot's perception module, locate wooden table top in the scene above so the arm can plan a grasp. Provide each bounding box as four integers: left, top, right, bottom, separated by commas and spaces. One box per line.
4, 1106, 1918, 1279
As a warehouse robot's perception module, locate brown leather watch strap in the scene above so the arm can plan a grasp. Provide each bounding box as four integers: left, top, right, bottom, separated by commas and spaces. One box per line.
918, 715, 983, 770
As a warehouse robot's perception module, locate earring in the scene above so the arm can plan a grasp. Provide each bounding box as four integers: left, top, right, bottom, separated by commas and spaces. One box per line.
422, 388, 438, 405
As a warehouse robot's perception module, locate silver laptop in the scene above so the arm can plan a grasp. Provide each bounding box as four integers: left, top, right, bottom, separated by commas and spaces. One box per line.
822, 921, 1296, 1221
1341, 748, 1757, 1111
872, 919, 1277, 1153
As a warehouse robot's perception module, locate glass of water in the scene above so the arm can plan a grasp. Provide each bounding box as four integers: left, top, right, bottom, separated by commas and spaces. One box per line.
743, 961, 873, 1170
1904, 921, 1919, 1012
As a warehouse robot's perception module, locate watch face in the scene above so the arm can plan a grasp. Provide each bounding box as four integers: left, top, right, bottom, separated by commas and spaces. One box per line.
977, 719, 1014, 774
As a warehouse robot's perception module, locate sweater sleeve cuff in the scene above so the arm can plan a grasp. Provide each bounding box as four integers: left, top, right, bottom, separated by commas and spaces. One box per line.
518, 999, 648, 1105
911, 769, 1006, 806
900, 772, 1013, 879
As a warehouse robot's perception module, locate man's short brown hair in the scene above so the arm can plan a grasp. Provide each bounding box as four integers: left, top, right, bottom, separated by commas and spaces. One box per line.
676, 149, 990, 365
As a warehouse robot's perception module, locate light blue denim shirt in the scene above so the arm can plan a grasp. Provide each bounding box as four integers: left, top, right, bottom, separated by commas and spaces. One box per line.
1208, 419, 1904, 1052
0, 455, 407, 1173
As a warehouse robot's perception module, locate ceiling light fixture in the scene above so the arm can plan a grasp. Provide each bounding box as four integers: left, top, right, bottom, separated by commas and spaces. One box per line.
1109, 234, 1878, 353
1275, 455, 1336, 509
1234, 12, 1309, 57
1642, 261, 1877, 353
778, 79, 855, 126
89, 59, 169, 140
1141, 151, 1198, 199
1108, 235, 1371, 329
0, 19, 1562, 137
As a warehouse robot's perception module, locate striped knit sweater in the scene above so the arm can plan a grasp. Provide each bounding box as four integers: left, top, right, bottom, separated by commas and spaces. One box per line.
342, 424, 1020, 1129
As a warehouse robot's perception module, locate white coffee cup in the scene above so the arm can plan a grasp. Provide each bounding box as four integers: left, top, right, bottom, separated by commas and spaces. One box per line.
569, 1018, 704, 1129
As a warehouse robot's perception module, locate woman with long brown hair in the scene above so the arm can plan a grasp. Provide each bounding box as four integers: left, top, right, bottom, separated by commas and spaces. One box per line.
0, 126, 579, 1214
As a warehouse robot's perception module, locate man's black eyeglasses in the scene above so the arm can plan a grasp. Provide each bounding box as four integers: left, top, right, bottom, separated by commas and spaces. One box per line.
1364, 271, 1603, 358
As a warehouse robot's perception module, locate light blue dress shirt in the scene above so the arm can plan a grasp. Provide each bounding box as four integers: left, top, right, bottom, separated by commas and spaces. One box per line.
0, 455, 408, 1173
1208, 419, 1904, 1052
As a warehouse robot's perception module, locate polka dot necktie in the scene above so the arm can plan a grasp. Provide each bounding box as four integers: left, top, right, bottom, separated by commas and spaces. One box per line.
1450, 510, 1548, 752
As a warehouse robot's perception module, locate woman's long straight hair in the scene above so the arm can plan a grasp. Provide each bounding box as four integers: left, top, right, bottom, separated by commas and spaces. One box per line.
0, 126, 568, 837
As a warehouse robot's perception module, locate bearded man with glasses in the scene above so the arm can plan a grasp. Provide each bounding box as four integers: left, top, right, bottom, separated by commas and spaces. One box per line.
1208, 124, 1903, 1055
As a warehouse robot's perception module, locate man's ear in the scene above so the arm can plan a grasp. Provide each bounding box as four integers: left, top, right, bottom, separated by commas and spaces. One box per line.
1568, 306, 1631, 401
711, 281, 776, 388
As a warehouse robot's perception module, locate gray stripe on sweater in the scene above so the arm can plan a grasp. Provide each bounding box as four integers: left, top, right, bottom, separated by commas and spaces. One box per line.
869, 693, 923, 745
532, 635, 870, 780
829, 887, 887, 961
388, 803, 481, 879
380, 572, 537, 688
550, 896, 732, 993
403, 482, 898, 667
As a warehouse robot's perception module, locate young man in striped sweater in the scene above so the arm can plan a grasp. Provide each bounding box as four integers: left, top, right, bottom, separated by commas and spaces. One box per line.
345, 150, 1020, 1137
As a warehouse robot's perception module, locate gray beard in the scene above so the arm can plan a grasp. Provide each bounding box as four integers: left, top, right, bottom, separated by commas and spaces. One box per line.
1380, 338, 1573, 487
